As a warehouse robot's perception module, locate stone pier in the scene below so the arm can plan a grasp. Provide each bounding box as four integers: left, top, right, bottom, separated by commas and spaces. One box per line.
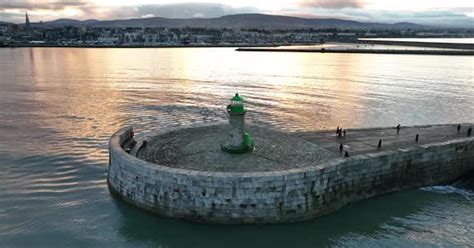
108, 123, 474, 224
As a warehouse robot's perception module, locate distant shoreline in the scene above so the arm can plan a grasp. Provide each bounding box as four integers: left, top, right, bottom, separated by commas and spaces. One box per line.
2, 43, 473, 56
0, 44, 282, 49
236, 47, 474, 56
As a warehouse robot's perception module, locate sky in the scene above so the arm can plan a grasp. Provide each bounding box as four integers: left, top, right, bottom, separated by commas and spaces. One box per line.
0, 0, 473, 27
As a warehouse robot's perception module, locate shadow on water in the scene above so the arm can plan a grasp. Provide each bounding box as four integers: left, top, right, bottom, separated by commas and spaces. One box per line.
113, 175, 474, 248
455, 171, 474, 189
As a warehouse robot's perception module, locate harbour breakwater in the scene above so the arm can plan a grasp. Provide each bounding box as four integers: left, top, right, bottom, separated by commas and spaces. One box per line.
358, 39, 474, 50
108, 124, 474, 224
236, 47, 474, 56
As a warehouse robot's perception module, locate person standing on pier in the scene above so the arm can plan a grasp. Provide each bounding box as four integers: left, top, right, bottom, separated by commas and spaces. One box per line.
336, 126, 344, 137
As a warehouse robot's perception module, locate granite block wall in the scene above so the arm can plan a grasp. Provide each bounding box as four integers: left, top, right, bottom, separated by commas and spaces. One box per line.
108, 126, 474, 224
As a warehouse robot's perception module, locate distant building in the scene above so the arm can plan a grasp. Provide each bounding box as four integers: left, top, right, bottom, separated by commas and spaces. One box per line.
29, 40, 45, 44
0, 25, 7, 34
363, 31, 377, 37
97, 37, 120, 45
337, 32, 356, 37
25, 12, 30, 31
416, 32, 448, 37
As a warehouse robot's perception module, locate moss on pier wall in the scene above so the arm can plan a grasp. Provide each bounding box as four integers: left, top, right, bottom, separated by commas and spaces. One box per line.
108, 126, 474, 224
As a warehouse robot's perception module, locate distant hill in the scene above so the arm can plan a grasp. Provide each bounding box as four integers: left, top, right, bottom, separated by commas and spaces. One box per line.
35, 14, 427, 30
36, 18, 99, 27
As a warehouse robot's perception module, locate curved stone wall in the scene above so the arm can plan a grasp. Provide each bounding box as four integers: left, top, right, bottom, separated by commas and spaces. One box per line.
108, 126, 474, 224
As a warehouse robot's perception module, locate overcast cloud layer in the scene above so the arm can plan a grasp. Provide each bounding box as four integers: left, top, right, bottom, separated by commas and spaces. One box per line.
299, 0, 364, 9
0, 0, 473, 27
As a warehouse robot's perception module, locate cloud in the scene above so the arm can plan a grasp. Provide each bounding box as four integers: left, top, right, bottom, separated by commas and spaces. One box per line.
85, 3, 259, 21
0, 0, 89, 11
0, 2, 259, 22
0, 1, 473, 27
287, 7, 474, 27
133, 3, 258, 19
379, 10, 474, 27
299, 0, 364, 9
141, 14, 154, 19
0, 11, 22, 23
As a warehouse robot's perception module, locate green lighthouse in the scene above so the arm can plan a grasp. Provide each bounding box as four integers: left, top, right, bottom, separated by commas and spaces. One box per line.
221, 93, 254, 154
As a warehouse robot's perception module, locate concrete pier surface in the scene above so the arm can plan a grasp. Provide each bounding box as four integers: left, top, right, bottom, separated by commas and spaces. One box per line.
137, 123, 473, 172
108, 123, 474, 224
298, 124, 474, 156
137, 124, 336, 172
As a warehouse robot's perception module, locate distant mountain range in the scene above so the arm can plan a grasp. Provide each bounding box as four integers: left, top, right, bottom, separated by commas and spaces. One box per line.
29, 14, 427, 30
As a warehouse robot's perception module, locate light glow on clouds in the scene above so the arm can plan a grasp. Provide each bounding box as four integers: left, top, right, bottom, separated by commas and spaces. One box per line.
0, 0, 473, 27
98, 0, 295, 10
366, 0, 473, 10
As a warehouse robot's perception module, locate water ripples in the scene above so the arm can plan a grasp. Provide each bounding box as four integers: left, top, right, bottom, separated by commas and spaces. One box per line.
0, 48, 473, 247
422, 185, 474, 201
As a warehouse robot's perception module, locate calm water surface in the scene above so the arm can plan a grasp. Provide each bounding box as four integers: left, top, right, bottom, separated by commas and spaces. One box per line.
0, 48, 473, 247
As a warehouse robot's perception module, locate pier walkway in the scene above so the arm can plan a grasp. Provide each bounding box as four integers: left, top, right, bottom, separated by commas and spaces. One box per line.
299, 124, 473, 157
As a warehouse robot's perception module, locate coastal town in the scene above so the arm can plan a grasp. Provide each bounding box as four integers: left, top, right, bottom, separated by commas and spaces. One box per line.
1, 13, 473, 47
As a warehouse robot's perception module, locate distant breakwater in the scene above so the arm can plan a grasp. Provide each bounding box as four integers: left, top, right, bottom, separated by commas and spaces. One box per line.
359, 40, 474, 50
236, 48, 474, 56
